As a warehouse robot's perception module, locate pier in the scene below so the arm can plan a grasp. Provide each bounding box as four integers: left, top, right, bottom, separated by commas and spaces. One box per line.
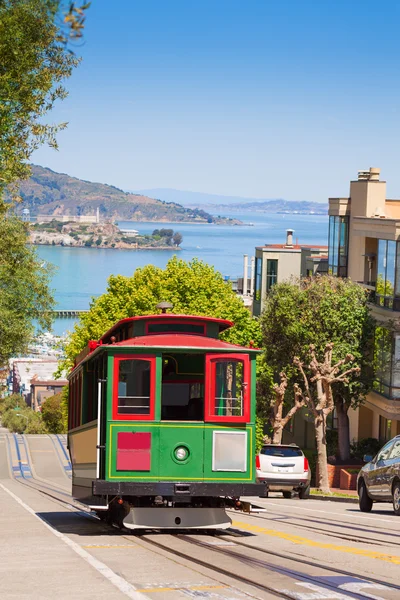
52, 310, 89, 318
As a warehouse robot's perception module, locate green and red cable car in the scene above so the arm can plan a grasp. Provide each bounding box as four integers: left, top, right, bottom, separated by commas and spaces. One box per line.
68, 308, 264, 529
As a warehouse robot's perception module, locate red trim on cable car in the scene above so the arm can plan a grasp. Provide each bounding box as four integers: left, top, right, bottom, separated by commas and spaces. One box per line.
204, 353, 250, 423
112, 354, 156, 421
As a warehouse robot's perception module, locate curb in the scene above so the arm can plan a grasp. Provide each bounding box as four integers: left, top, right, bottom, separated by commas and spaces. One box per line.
310, 494, 358, 504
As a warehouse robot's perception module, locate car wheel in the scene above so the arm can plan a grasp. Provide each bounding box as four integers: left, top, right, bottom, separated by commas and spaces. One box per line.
299, 484, 310, 499
282, 491, 293, 499
359, 480, 373, 512
392, 482, 400, 516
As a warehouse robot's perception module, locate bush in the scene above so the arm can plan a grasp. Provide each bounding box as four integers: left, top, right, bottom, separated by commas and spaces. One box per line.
304, 449, 317, 486
326, 429, 338, 458
350, 438, 381, 460
255, 417, 265, 453
0, 393, 24, 415
2, 406, 47, 433
41, 393, 65, 434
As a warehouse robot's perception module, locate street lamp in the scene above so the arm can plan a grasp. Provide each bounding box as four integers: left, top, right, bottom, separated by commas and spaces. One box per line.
16, 414, 29, 422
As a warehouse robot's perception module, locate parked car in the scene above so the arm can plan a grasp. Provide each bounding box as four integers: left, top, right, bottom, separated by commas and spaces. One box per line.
256, 444, 311, 498
357, 435, 400, 515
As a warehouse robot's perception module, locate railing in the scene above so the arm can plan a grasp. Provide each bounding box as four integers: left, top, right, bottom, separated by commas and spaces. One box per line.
357, 282, 400, 312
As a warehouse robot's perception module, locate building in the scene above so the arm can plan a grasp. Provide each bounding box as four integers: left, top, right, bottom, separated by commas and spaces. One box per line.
30, 377, 68, 411
328, 167, 400, 443
252, 229, 328, 317
36, 211, 100, 224
10, 358, 67, 410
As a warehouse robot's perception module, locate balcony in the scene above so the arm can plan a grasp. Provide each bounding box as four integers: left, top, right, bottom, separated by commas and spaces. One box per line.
357, 282, 400, 312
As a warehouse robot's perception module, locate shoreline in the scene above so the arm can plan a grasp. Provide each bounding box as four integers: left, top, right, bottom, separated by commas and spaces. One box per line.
31, 242, 181, 251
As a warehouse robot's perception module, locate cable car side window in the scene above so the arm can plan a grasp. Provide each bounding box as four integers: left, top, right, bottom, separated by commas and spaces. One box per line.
205, 354, 250, 422
113, 355, 156, 420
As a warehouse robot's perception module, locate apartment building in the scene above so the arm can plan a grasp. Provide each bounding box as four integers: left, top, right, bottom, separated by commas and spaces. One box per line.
252, 229, 328, 317
329, 167, 400, 442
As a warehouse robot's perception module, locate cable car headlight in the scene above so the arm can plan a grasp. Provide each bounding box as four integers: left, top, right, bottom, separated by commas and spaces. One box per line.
174, 446, 189, 461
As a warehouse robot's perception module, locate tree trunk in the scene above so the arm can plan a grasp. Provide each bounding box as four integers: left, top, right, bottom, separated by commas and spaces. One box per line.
315, 413, 330, 493
272, 425, 283, 444
336, 399, 351, 462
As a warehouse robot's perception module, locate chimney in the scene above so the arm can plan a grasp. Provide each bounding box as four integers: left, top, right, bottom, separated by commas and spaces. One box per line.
286, 229, 294, 247
243, 254, 248, 296
358, 167, 380, 181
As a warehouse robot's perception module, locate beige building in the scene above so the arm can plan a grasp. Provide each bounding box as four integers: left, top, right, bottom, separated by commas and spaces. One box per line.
329, 167, 400, 443
252, 229, 328, 317
36, 207, 100, 224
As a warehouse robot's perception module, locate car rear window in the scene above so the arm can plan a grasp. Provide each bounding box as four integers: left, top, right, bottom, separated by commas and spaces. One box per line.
260, 446, 303, 457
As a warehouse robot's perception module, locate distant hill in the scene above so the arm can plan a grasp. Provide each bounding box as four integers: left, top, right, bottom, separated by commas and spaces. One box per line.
14, 166, 241, 224
133, 188, 327, 214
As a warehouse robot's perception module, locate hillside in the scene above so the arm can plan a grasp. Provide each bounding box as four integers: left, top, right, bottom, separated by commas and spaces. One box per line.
15, 166, 241, 224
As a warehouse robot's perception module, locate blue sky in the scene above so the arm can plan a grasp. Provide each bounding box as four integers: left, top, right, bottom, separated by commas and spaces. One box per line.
32, 0, 400, 202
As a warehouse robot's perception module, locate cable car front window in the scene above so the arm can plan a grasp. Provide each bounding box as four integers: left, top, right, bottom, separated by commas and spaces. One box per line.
214, 360, 244, 417
118, 359, 151, 415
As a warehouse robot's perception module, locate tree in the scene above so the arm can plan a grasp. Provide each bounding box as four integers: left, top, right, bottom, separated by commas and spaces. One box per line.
41, 392, 65, 433
60, 256, 262, 372
294, 344, 360, 493
172, 232, 183, 246
260, 276, 375, 461
1, 404, 47, 433
270, 372, 305, 444
0, 215, 55, 367
0, 0, 79, 192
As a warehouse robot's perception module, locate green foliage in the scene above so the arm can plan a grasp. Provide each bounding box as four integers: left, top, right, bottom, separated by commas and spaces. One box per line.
60, 385, 69, 432
2, 405, 46, 434
41, 392, 65, 433
255, 417, 265, 453
0, 394, 24, 415
303, 449, 317, 486
350, 437, 381, 460
260, 276, 375, 417
0, 214, 55, 367
172, 232, 183, 246
60, 256, 262, 372
326, 429, 338, 458
0, 0, 79, 191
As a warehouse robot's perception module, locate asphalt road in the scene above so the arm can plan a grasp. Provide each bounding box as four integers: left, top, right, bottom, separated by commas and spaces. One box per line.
1, 429, 400, 600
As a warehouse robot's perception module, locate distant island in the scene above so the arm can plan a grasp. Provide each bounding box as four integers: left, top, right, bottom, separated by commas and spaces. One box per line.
14, 165, 243, 225
132, 188, 328, 215
185, 199, 328, 215
30, 221, 183, 250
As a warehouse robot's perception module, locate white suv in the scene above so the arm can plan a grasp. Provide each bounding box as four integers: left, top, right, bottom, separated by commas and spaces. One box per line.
256, 444, 311, 499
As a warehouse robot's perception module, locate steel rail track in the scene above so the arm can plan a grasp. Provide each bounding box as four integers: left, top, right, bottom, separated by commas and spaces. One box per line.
217, 531, 400, 593
7, 437, 400, 600
238, 505, 400, 546
172, 533, 400, 600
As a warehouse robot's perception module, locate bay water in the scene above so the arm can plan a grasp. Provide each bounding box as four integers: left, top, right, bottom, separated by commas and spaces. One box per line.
36, 211, 328, 336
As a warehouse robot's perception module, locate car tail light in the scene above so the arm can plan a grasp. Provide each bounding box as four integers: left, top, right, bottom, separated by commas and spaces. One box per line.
304, 457, 309, 472
256, 455, 261, 469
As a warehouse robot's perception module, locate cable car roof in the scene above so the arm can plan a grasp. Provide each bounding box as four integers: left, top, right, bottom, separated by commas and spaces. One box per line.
110, 334, 259, 352
99, 314, 234, 343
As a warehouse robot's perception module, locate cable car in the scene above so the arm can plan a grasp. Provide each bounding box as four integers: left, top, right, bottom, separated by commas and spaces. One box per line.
68, 306, 264, 529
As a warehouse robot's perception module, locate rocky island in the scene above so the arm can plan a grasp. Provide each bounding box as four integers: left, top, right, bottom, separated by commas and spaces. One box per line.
30, 221, 183, 250
15, 165, 243, 225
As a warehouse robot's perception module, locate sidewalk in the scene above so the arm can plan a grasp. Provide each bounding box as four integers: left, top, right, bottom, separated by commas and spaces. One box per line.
310, 487, 358, 503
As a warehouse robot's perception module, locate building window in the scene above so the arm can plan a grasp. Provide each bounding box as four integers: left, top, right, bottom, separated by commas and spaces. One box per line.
328, 216, 348, 277
376, 240, 396, 303
255, 257, 262, 301
266, 259, 278, 292
379, 416, 392, 443
373, 326, 400, 398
